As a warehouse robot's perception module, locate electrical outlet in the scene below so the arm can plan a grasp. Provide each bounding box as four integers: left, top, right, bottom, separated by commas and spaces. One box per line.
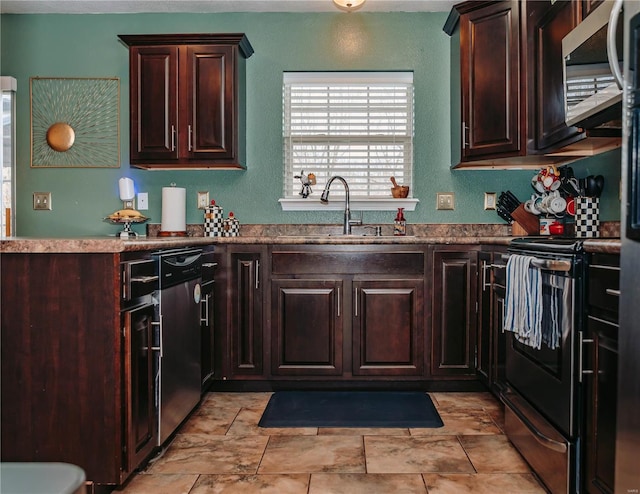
197, 191, 210, 209
137, 192, 148, 210
33, 192, 52, 210
436, 192, 455, 210
484, 192, 497, 210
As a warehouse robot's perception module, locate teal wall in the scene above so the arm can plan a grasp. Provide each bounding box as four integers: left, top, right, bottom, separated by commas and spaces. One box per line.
0, 12, 621, 237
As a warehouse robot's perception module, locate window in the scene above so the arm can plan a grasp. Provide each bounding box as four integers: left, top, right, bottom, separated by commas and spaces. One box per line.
281, 72, 416, 210
1, 77, 16, 237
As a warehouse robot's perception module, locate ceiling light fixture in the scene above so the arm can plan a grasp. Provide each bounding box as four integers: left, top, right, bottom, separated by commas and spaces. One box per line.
333, 0, 366, 12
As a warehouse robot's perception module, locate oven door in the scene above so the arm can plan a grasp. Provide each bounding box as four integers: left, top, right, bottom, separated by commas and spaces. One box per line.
505, 265, 578, 438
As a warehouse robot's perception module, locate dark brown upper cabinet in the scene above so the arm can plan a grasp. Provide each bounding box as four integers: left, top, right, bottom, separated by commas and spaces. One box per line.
458, 1, 523, 162
444, 1, 620, 169
526, 0, 582, 152
118, 34, 253, 169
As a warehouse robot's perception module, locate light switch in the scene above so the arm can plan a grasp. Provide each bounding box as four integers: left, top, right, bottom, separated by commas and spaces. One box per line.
436, 192, 455, 210
33, 192, 52, 210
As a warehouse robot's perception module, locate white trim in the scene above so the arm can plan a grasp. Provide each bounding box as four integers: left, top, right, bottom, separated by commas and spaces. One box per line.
0, 77, 17, 92
283, 71, 414, 84
279, 198, 419, 211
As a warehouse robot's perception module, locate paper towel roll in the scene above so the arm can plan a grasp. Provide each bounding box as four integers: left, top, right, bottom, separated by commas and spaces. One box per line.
161, 187, 186, 232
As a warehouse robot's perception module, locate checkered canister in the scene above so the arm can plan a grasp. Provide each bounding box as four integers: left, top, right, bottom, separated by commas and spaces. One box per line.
223, 212, 240, 237
575, 196, 600, 238
204, 204, 224, 237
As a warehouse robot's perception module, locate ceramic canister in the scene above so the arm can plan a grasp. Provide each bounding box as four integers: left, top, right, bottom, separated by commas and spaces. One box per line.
204, 201, 224, 237
575, 196, 600, 238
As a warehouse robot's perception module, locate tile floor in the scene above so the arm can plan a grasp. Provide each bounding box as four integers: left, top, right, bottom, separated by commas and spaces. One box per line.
116, 391, 546, 494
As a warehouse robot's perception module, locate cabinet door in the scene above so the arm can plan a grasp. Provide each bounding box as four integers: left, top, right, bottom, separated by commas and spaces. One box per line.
460, 1, 521, 159
271, 279, 343, 376
527, 0, 582, 151
352, 279, 424, 376
491, 278, 507, 392
123, 303, 157, 474
431, 248, 478, 377
230, 252, 263, 376
584, 315, 618, 494
129, 46, 179, 162
476, 252, 492, 384
186, 45, 236, 161
200, 282, 215, 389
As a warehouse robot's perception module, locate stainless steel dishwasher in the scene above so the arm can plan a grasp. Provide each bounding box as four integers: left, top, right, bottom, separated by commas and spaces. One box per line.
153, 248, 203, 445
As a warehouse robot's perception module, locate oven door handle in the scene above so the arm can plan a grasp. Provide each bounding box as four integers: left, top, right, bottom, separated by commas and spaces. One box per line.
503, 254, 572, 272
530, 259, 572, 272
500, 392, 568, 454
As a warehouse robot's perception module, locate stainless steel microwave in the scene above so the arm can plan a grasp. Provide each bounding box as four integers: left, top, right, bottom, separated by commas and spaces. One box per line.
562, 0, 624, 129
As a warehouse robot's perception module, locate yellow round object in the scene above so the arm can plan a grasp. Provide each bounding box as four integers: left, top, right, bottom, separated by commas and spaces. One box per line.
46, 122, 75, 152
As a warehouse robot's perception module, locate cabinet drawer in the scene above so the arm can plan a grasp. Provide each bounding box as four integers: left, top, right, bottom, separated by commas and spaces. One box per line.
272, 250, 425, 276
588, 254, 620, 318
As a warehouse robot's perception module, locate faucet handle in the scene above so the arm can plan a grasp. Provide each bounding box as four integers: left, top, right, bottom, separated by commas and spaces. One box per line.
363, 225, 383, 236
349, 211, 363, 226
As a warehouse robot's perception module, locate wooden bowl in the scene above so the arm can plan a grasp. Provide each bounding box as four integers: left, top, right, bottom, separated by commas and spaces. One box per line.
391, 186, 409, 198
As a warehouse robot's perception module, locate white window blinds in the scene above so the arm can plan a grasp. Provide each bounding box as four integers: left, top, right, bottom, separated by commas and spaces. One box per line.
283, 72, 414, 199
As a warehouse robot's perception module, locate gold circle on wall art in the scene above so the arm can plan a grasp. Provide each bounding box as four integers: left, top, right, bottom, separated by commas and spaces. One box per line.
30, 77, 120, 168
46, 122, 75, 152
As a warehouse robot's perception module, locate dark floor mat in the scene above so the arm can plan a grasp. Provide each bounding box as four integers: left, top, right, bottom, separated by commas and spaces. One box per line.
258, 390, 444, 428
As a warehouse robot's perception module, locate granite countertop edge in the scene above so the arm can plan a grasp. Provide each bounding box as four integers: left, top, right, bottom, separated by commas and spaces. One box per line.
0, 235, 620, 254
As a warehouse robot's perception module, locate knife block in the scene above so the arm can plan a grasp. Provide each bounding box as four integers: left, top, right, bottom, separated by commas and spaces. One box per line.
510, 204, 540, 235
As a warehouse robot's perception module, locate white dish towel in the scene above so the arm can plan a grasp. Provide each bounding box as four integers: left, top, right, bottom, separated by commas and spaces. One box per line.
503, 254, 544, 349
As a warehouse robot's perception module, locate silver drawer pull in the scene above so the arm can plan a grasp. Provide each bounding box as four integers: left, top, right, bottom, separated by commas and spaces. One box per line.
605, 288, 620, 297
202, 262, 218, 268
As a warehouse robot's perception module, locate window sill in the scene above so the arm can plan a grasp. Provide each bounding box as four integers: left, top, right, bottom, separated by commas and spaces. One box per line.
279, 198, 419, 211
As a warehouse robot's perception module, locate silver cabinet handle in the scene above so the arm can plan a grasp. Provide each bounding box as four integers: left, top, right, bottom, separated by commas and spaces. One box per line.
354, 287, 358, 317
170, 125, 176, 151
188, 124, 193, 151
607, 0, 624, 89
605, 288, 620, 297
482, 260, 489, 292
202, 262, 218, 268
337, 286, 341, 318
255, 260, 260, 290
462, 121, 468, 148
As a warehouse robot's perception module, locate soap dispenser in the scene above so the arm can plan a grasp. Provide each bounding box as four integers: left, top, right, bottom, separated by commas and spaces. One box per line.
393, 207, 406, 236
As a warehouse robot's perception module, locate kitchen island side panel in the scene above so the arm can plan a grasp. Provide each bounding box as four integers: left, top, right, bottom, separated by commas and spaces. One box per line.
0, 252, 124, 485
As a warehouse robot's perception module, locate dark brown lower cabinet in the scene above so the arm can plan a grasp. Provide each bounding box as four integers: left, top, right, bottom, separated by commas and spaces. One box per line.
122, 303, 157, 474
269, 246, 426, 380
477, 247, 508, 393
227, 247, 264, 378
584, 253, 620, 494
352, 279, 424, 376
0, 252, 153, 488
271, 279, 343, 376
430, 246, 478, 377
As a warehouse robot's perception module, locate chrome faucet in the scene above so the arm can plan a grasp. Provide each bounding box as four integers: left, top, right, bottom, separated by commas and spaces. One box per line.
320, 176, 362, 235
